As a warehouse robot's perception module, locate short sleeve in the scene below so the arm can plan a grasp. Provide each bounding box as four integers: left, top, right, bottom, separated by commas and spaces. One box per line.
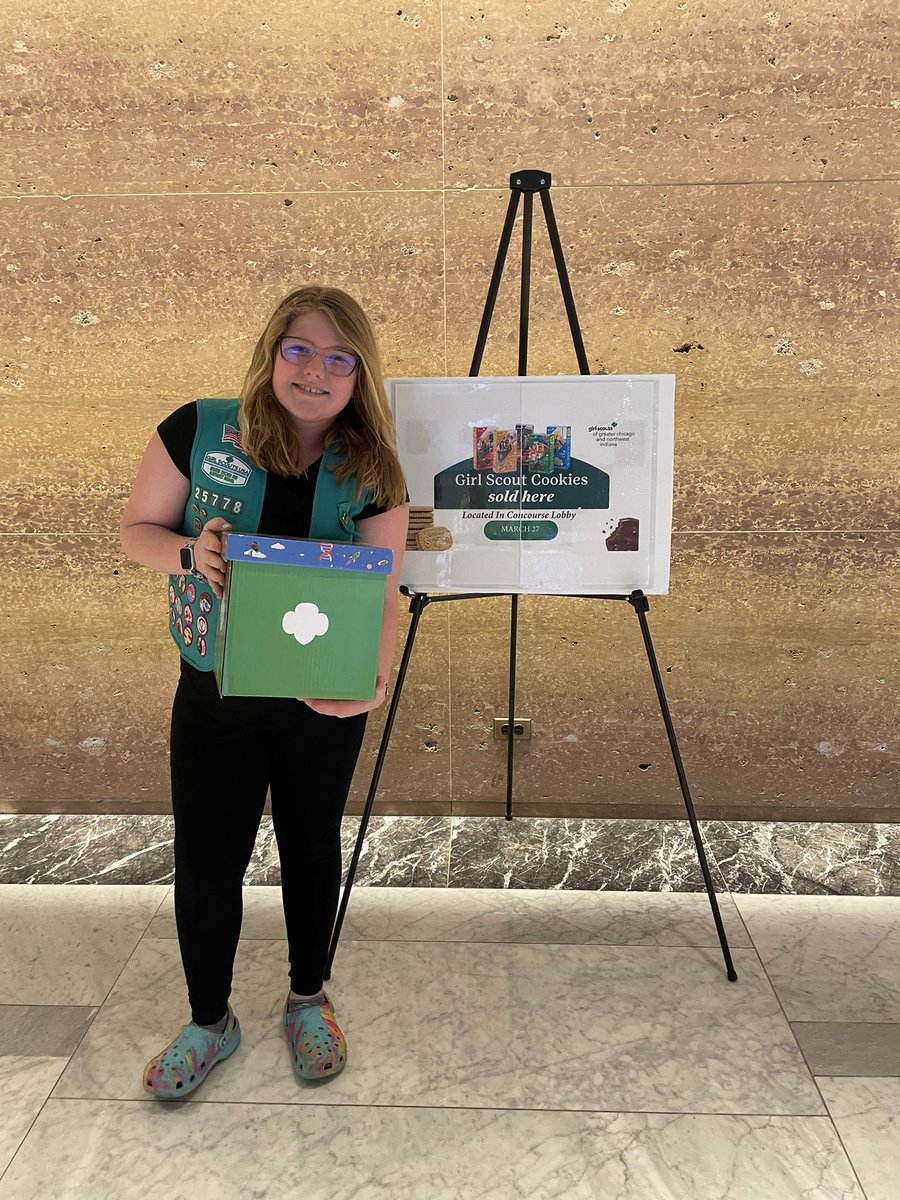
157, 402, 198, 479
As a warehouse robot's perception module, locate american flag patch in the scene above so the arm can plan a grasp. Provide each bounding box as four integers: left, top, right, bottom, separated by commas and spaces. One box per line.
222, 423, 243, 448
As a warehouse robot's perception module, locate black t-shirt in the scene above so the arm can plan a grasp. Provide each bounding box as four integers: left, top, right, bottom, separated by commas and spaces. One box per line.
157, 401, 386, 537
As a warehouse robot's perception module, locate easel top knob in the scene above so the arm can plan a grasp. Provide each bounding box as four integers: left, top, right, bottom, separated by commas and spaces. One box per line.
510, 170, 552, 192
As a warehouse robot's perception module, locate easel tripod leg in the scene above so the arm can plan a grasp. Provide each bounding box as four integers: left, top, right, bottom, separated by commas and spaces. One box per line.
324, 592, 429, 979
628, 592, 739, 983
506, 594, 518, 820
470, 190, 521, 377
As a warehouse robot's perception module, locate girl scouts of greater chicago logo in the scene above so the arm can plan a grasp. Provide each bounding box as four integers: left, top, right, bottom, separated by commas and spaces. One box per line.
201, 451, 252, 487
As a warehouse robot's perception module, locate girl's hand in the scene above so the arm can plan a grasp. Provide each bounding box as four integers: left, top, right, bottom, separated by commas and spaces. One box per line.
299, 678, 389, 718
193, 517, 232, 599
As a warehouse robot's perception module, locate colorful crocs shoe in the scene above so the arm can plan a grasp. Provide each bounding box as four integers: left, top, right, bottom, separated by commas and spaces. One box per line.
282, 993, 347, 1080
142, 1007, 240, 1099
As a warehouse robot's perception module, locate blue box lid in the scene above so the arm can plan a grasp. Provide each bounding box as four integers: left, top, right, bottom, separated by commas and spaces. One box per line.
223, 534, 393, 575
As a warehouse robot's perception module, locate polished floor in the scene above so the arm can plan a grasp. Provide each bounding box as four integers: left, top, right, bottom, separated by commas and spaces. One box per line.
1, 878, 899, 1199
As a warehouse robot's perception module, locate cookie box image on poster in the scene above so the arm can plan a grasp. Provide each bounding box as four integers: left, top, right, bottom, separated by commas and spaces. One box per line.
389, 375, 675, 596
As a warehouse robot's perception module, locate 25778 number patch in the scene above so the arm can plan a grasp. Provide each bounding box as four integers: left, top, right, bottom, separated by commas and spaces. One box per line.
193, 486, 243, 515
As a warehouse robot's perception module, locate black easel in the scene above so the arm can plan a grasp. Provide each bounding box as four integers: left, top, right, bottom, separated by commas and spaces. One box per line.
326, 170, 738, 983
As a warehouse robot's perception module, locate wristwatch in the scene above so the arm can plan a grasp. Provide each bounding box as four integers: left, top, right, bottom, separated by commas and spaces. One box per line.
179, 538, 198, 576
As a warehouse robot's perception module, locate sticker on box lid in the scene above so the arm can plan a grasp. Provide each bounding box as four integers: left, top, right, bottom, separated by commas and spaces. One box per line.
223, 534, 392, 574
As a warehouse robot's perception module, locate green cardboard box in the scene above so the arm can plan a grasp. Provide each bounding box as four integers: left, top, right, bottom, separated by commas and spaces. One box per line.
215, 534, 393, 699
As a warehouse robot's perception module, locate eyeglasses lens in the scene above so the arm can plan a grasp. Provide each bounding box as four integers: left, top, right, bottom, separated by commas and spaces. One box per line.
280, 339, 357, 377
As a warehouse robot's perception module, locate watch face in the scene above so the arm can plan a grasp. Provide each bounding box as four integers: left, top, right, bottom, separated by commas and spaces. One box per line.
179, 543, 194, 572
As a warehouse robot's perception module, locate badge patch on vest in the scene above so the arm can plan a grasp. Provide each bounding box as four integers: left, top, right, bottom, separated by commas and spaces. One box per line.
222, 423, 244, 449
201, 451, 252, 487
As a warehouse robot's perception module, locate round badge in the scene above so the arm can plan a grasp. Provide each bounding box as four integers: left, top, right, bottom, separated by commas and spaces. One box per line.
183, 625, 193, 646
175, 618, 183, 637
196, 615, 208, 636
177, 575, 186, 594
183, 606, 193, 627
186, 582, 197, 603
193, 518, 203, 534
198, 636, 207, 658
174, 596, 183, 616
168, 584, 176, 606
199, 592, 213, 614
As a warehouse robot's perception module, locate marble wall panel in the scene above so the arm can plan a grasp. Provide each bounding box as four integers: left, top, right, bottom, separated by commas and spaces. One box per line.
443, 184, 898, 530
2, 0, 896, 820
0, 538, 452, 813
1, 538, 175, 810
0, 192, 445, 533
0, 191, 445, 398
443, 0, 897, 186
445, 534, 900, 820
2, 0, 441, 194
443, 183, 898, 386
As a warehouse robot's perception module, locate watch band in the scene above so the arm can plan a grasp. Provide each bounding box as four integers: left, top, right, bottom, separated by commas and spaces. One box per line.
179, 538, 197, 575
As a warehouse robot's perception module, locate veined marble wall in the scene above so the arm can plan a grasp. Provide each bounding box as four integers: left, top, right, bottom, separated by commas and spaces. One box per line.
1, 2, 897, 820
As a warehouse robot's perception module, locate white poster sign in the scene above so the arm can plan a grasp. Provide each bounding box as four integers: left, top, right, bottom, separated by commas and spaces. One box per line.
389, 375, 675, 595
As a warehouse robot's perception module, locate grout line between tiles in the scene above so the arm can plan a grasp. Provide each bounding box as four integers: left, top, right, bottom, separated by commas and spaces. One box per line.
438, 0, 448, 382
28, 1094, 849, 1120
792, 1020, 900, 1032
2, 176, 897, 202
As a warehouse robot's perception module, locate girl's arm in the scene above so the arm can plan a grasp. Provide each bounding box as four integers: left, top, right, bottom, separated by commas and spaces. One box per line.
120, 432, 230, 597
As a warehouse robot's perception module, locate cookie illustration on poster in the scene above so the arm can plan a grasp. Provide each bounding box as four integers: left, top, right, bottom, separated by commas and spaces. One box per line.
605, 518, 639, 551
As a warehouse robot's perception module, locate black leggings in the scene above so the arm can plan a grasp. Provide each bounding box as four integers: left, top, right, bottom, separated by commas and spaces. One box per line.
170, 661, 367, 1025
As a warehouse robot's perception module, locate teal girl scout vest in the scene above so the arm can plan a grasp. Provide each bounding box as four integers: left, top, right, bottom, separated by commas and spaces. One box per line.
168, 397, 373, 671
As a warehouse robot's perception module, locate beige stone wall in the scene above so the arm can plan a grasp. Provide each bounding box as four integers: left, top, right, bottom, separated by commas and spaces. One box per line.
2, 2, 897, 819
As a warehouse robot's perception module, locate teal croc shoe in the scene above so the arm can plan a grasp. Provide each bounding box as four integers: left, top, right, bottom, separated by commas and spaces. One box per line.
283, 994, 347, 1081
143, 1007, 240, 1099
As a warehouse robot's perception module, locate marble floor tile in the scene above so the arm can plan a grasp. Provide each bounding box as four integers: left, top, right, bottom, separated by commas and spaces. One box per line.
0, 885, 169, 1006
0, 1006, 97, 1057
818, 1077, 900, 1200
733, 895, 900, 1022
0, 1099, 865, 1200
707, 821, 900, 896
792, 1023, 900, 1077
148, 885, 752, 948
335, 885, 752, 948
0, 1055, 68, 1174
447, 816, 726, 891
55, 936, 820, 1116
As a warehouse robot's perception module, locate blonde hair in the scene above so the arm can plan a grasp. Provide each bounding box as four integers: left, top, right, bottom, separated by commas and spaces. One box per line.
239, 285, 406, 510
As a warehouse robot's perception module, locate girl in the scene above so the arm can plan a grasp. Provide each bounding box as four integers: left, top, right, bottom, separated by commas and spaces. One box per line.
121, 285, 408, 1098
